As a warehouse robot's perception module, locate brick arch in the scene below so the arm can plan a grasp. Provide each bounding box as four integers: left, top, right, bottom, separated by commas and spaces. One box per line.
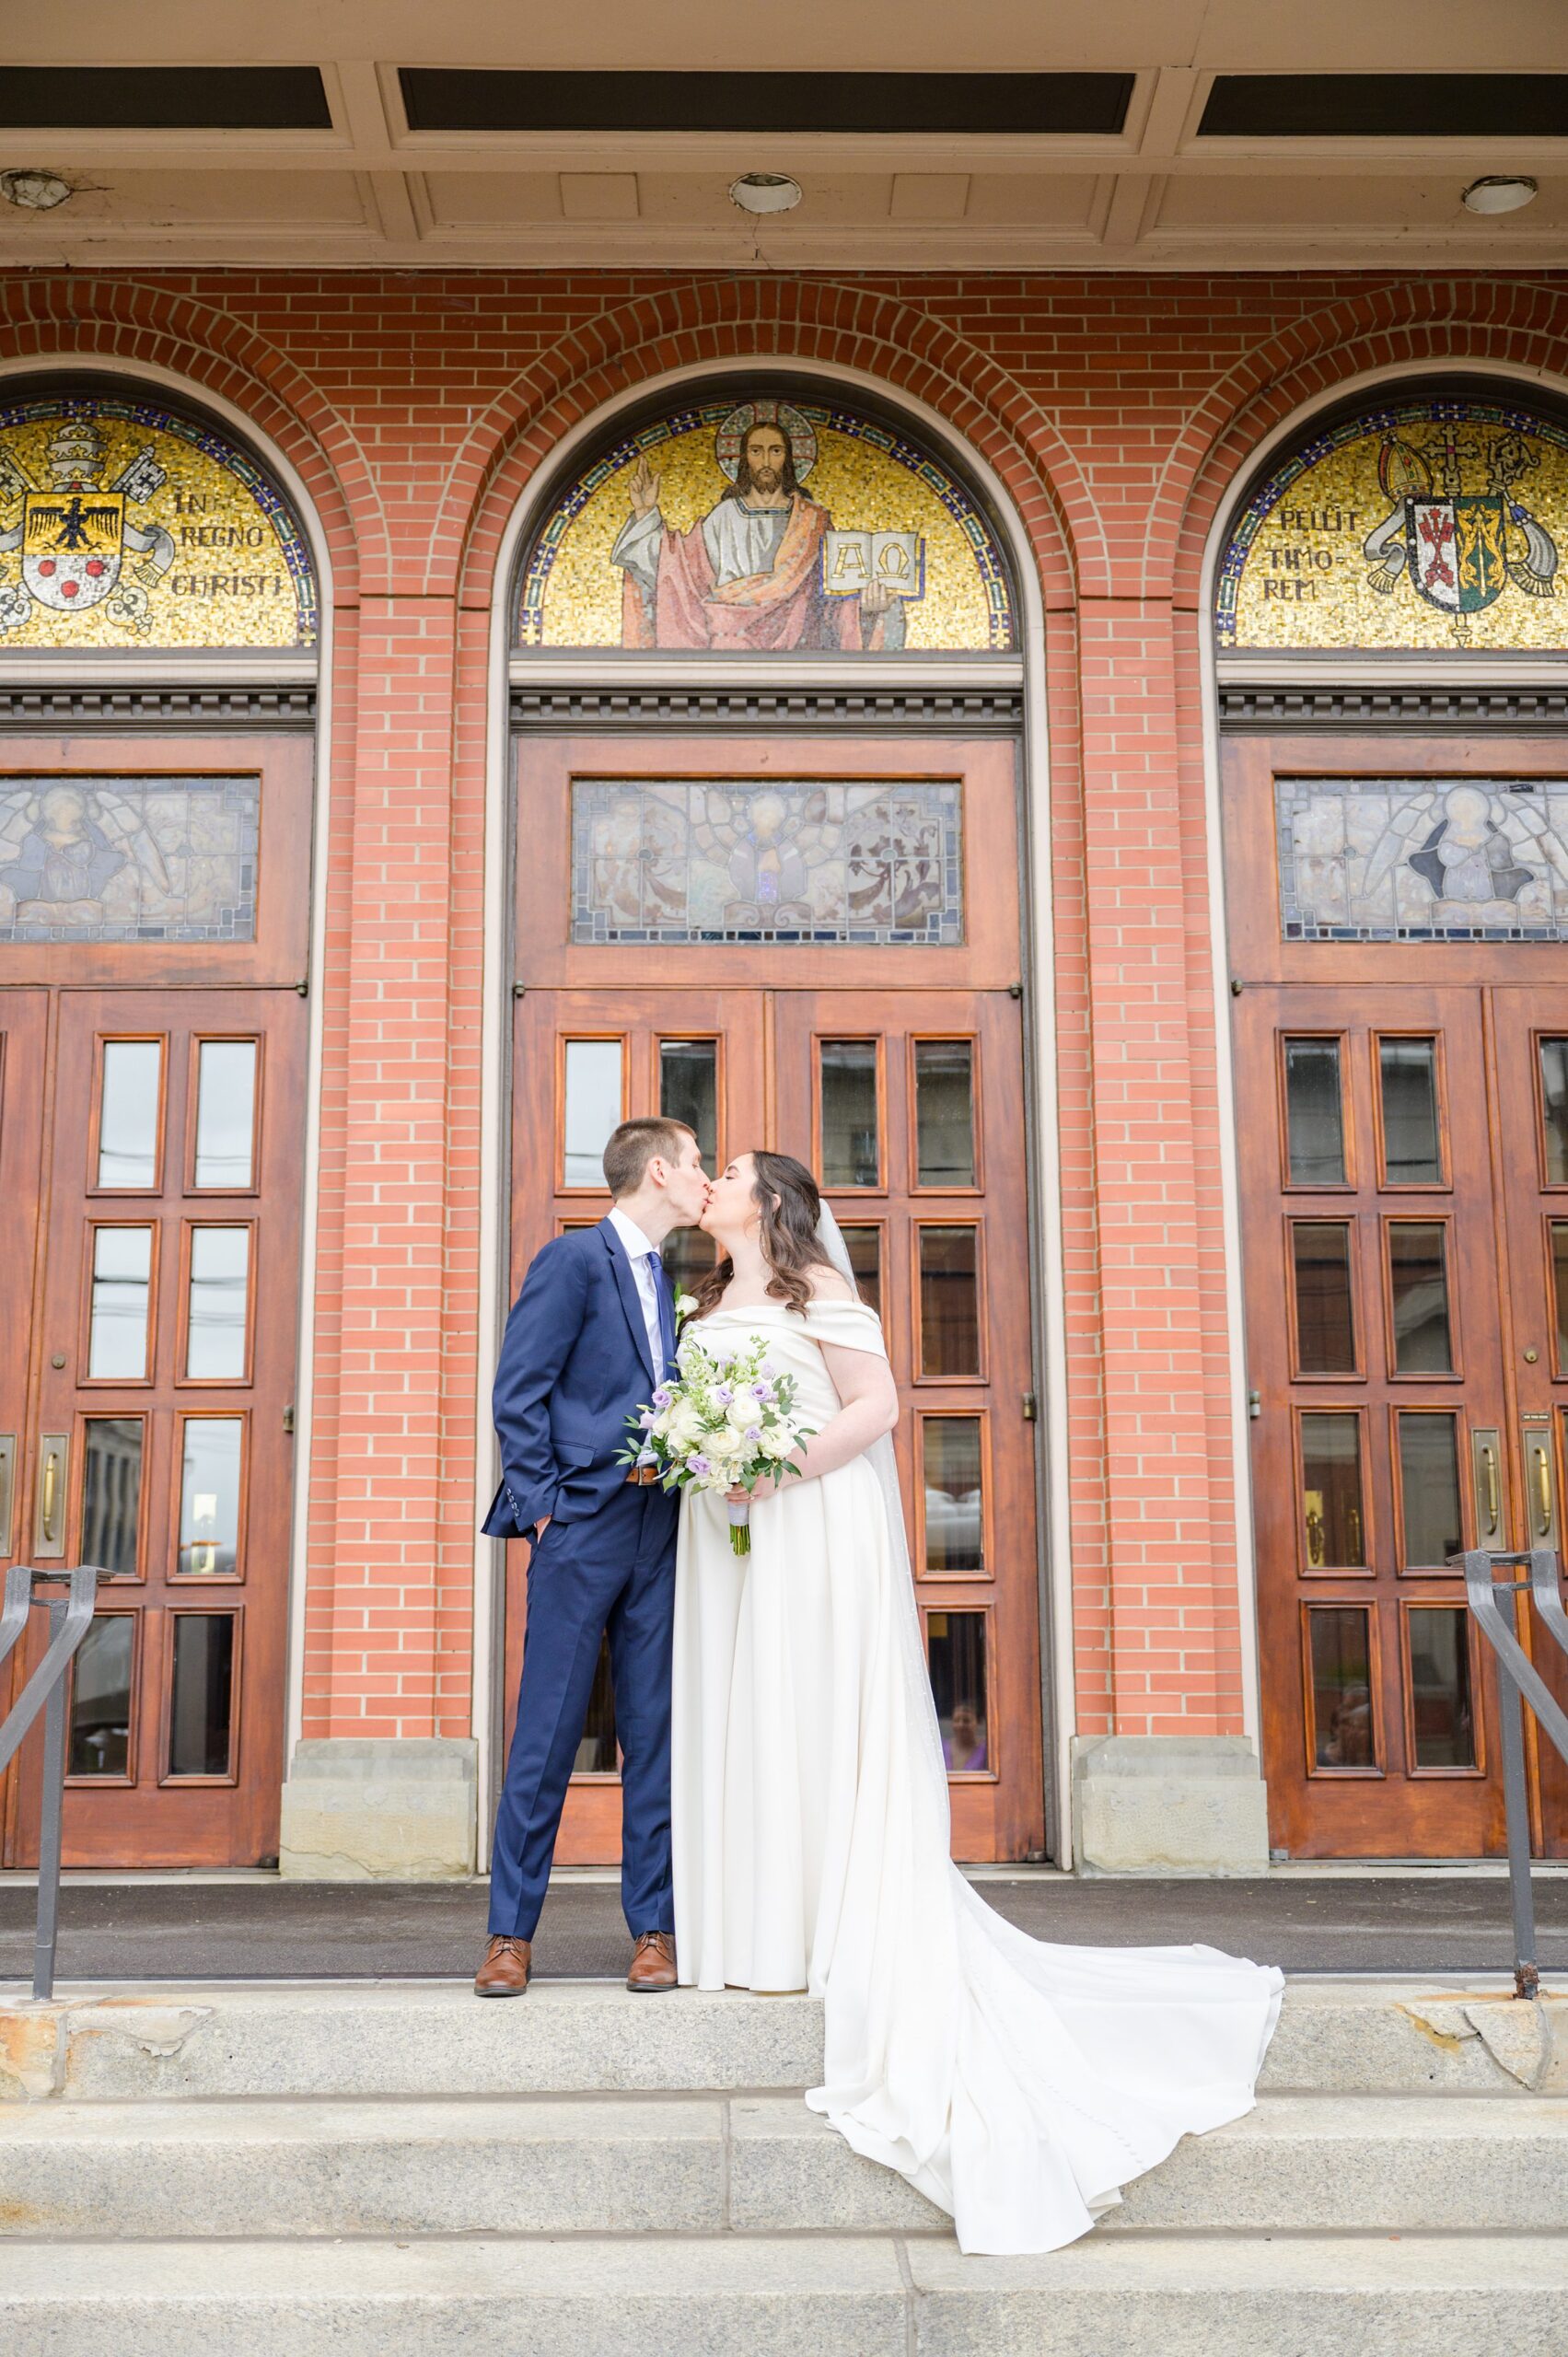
1159, 277, 1568, 610
436, 277, 1095, 615
0, 273, 379, 602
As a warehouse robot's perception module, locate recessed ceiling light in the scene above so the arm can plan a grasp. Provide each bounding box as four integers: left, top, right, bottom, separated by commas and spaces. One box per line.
1461, 175, 1539, 215
729, 172, 801, 216
0, 168, 73, 211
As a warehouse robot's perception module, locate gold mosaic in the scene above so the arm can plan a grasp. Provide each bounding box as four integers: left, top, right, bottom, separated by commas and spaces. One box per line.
518, 394, 1013, 653
0, 393, 316, 649
1217, 395, 1568, 653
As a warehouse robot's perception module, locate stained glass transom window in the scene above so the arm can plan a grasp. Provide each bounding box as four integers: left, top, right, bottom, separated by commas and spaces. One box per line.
0, 775, 259, 943
570, 779, 964, 946
1275, 777, 1568, 943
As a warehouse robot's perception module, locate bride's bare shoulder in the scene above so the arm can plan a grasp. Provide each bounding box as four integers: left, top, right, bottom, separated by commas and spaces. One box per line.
806, 1266, 857, 1303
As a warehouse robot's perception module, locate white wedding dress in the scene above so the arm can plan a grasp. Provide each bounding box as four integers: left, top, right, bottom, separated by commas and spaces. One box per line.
670, 1294, 1283, 2256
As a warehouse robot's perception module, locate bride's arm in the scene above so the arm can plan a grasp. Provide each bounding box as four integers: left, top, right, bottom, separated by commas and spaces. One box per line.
731, 1337, 899, 1499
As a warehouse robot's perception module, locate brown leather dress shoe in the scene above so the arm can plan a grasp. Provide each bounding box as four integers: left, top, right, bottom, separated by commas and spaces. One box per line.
474, 1934, 531, 1997
626, 1931, 677, 1992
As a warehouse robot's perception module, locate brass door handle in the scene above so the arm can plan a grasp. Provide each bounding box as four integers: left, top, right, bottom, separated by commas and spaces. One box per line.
0, 1434, 14, 1555
1532, 1440, 1553, 1538
33, 1433, 67, 1559
1482, 1444, 1500, 1534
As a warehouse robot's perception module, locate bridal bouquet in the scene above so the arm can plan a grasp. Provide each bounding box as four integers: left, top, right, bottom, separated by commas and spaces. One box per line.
620, 1334, 815, 1555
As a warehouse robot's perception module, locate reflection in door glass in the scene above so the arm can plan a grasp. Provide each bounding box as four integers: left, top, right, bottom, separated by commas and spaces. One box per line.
194, 1040, 258, 1189
1552, 1225, 1568, 1375
662, 1225, 718, 1301
1408, 1607, 1476, 1769
1308, 1607, 1375, 1770
168, 1614, 236, 1777
68, 1615, 134, 1776
575, 1633, 618, 1771
1283, 1039, 1345, 1185
1299, 1411, 1365, 1567
926, 1610, 989, 1771
185, 1228, 250, 1379
914, 1041, 976, 1188
97, 1040, 162, 1189
1378, 1039, 1443, 1184
179, 1419, 243, 1576
1388, 1225, 1453, 1374
81, 1419, 143, 1579
923, 1418, 984, 1572
1541, 1039, 1568, 1183
563, 1039, 623, 1187
1397, 1412, 1462, 1567
840, 1225, 881, 1317
919, 1226, 981, 1376
659, 1039, 717, 1171
88, 1226, 154, 1379
819, 1041, 879, 1187
1290, 1223, 1356, 1375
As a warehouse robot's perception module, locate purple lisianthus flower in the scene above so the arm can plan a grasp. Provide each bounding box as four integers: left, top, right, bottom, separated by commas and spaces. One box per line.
689, 1454, 712, 1478
749, 1380, 772, 1401
638, 1411, 656, 1431
715, 1383, 734, 1406
651, 1386, 673, 1409
744, 1425, 762, 1444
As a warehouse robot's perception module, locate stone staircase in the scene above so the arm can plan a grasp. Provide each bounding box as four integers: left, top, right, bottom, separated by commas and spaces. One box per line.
1, 1975, 1564, 2351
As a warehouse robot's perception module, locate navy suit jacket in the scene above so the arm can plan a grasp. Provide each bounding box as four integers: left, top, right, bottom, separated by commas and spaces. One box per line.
483, 1218, 668, 1539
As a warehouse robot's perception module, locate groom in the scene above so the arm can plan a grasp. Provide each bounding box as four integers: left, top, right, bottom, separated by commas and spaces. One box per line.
476, 1117, 709, 1997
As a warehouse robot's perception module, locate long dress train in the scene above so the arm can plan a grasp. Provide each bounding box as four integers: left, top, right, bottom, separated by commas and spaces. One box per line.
670, 1297, 1283, 2258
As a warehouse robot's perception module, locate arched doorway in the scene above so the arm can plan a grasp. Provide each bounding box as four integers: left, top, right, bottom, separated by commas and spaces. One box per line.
1214, 377, 1568, 1858
499, 377, 1052, 1864
0, 377, 320, 1866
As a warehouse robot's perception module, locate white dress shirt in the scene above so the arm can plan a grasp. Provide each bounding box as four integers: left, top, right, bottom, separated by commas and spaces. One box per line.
607, 1209, 666, 1463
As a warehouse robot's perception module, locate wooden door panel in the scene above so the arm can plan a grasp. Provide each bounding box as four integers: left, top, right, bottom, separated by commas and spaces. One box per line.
0, 992, 47, 1570
2, 987, 306, 1867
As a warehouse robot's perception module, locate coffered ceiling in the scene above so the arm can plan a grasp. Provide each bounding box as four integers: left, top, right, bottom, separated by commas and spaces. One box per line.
3, 1, 1567, 271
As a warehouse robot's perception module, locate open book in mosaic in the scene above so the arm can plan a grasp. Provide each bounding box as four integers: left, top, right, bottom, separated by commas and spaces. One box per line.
517, 394, 1013, 654
1216, 393, 1568, 653
571, 778, 963, 945
0, 775, 259, 943
0, 393, 316, 648
1275, 778, 1568, 943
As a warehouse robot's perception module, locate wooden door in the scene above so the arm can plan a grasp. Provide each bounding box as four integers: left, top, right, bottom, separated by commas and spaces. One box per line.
1225, 734, 1568, 1858
772, 988, 1042, 1858
0, 735, 311, 1867
508, 730, 1046, 1864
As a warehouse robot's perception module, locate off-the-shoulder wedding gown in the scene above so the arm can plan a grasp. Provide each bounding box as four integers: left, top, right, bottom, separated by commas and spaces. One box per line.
670, 1296, 1283, 2257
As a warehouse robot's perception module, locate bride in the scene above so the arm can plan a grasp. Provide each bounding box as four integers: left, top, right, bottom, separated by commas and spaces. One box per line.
671, 1148, 1283, 2257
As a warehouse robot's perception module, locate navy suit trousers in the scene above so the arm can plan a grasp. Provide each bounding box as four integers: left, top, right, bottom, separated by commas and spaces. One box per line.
487, 1478, 679, 1942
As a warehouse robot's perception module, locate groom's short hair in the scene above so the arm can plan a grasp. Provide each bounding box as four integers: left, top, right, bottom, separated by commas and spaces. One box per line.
603, 1117, 696, 1200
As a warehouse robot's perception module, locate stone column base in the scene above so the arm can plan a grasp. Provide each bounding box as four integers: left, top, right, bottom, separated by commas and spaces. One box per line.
1072, 1735, 1271, 1876
277, 1737, 478, 1880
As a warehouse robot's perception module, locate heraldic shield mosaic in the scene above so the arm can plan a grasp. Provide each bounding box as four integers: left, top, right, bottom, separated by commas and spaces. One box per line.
1217, 393, 1568, 653
0, 392, 316, 649
517, 394, 1014, 654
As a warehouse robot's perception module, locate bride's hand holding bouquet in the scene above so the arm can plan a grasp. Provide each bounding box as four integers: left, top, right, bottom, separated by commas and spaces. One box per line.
619, 1334, 816, 1555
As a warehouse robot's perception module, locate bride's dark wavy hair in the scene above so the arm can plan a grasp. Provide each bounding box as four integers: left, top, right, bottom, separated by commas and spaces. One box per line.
694, 1150, 835, 1318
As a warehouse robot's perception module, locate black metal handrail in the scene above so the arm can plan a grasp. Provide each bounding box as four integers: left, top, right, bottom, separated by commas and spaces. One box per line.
0, 1564, 101, 2002
1453, 1546, 1568, 2001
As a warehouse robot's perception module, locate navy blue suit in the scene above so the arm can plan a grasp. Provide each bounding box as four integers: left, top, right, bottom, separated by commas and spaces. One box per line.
483, 1217, 679, 1941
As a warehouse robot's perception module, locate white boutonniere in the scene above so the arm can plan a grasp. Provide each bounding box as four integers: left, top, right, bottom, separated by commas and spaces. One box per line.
674, 1291, 699, 1328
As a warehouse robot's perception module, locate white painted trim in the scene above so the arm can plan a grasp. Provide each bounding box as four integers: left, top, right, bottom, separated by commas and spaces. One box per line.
0, 346, 332, 1787
509, 652, 1025, 691
477, 354, 1075, 1865
1195, 349, 1568, 1780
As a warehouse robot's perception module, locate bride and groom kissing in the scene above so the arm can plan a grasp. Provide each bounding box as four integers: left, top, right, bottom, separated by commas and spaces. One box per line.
479, 1115, 1284, 2256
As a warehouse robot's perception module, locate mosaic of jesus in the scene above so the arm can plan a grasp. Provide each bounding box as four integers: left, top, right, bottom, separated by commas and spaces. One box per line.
516, 393, 1015, 654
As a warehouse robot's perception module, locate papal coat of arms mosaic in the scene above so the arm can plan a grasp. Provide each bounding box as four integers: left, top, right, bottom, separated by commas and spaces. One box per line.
1216, 395, 1568, 653
517, 394, 1013, 654
0, 394, 316, 649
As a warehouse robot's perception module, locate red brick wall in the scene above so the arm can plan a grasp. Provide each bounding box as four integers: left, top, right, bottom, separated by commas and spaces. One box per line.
6, 268, 1562, 1751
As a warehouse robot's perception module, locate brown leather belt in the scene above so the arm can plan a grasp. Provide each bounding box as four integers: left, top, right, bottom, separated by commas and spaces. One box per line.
625, 1465, 662, 1486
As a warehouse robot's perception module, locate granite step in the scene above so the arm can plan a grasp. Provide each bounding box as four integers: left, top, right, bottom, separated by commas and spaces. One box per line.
4, 1974, 1563, 2104
1, 2089, 1562, 2238
2, 2231, 1565, 2357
